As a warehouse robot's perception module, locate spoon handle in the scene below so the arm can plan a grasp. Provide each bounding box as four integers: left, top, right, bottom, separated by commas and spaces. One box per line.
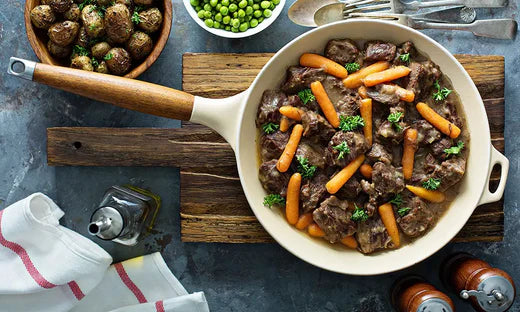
412, 19, 517, 40
407, 0, 508, 9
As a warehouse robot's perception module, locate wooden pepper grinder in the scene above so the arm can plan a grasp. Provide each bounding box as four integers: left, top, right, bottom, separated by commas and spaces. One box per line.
391, 275, 455, 312
441, 252, 516, 312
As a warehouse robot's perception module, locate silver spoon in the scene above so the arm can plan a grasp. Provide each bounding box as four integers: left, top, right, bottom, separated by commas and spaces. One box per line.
288, 0, 341, 27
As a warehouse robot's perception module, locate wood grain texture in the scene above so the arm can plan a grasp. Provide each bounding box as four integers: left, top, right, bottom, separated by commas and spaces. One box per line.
46, 53, 505, 243
24, 0, 172, 79
180, 53, 505, 243
34, 63, 194, 120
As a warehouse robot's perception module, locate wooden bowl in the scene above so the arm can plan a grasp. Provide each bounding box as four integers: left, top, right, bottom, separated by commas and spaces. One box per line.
24, 0, 172, 79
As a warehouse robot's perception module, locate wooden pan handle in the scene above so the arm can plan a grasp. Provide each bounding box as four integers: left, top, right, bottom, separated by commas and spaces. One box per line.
10, 58, 194, 121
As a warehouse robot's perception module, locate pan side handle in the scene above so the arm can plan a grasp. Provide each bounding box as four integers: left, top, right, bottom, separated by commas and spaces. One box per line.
8, 57, 194, 121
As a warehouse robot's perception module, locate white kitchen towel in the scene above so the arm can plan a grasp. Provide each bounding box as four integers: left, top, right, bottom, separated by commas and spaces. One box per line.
0, 193, 210, 312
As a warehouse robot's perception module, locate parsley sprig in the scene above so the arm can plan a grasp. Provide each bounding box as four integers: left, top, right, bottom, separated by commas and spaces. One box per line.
263, 194, 285, 208
345, 62, 360, 74
73, 45, 89, 57
91, 56, 99, 67
433, 80, 452, 101
131, 11, 141, 24
104, 53, 113, 60
296, 156, 317, 179
399, 53, 410, 63
351, 204, 369, 222
78, 0, 93, 11
339, 115, 365, 132
423, 178, 441, 190
387, 112, 403, 132
262, 122, 279, 134
390, 194, 411, 217
332, 142, 350, 160
297, 89, 315, 105
444, 141, 464, 156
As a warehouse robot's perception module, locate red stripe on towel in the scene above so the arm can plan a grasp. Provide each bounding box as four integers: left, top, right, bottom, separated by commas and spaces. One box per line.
0, 210, 56, 289
114, 262, 148, 303
68, 281, 85, 300
155, 300, 165, 312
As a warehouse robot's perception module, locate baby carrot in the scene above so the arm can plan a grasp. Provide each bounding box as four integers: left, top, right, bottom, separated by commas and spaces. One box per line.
308, 223, 326, 238
363, 66, 412, 87
394, 85, 415, 102
358, 85, 369, 99
343, 61, 390, 89
416, 102, 461, 139
326, 155, 365, 194
286, 173, 301, 225
276, 124, 304, 172
406, 185, 446, 203
359, 98, 373, 146
402, 128, 418, 180
300, 53, 348, 79
310, 81, 340, 128
378, 203, 400, 247
360, 164, 373, 179
295, 213, 313, 230
340, 235, 358, 249
280, 116, 290, 132
279, 105, 305, 121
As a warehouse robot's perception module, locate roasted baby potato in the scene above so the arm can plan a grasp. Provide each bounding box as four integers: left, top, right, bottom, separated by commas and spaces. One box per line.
81, 4, 105, 38
49, 0, 72, 13
137, 7, 162, 33
30, 5, 56, 29
63, 3, 81, 21
95, 60, 110, 74
104, 4, 133, 44
126, 31, 152, 60
47, 40, 71, 58
48, 21, 79, 46
71, 55, 94, 71
91, 42, 112, 59
104, 47, 131, 75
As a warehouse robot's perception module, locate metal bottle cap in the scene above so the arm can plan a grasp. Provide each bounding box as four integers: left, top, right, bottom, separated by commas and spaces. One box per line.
417, 298, 454, 312
460, 275, 515, 312
88, 206, 124, 240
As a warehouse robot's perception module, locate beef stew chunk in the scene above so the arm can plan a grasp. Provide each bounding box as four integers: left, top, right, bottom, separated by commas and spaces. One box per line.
365, 41, 396, 62
313, 196, 357, 243
325, 38, 359, 65
256, 38, 468, 254
398, 197, 433, 237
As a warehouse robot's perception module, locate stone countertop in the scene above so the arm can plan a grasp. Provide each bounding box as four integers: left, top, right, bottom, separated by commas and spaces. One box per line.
1, 0, 519, 310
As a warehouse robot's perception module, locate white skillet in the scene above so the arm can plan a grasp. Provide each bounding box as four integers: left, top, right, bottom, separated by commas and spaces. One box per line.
9, 20, 508, 275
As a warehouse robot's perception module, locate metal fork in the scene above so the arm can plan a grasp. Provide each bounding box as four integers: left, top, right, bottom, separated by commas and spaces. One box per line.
348, 12, 517, 39
343, 0, 508, 15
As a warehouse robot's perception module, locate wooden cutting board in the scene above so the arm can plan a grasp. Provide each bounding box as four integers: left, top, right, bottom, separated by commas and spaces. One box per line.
47, 53, 505, 243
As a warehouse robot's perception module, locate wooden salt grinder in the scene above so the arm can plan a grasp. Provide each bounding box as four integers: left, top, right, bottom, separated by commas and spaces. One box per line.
391, 275, 455, 312
441, 252, 516, 312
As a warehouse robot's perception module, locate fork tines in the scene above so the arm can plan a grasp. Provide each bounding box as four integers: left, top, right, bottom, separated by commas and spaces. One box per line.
343, 0, 392, 15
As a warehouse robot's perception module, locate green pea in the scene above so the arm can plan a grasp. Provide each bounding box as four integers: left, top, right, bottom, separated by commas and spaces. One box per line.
203, 3, 211, 10
220, 23, 225, 29
245, 6, 253, 15
210, 0, 218, 6
253, 10, 262, 17
225, 25, 231, 30
238, 9, 245, 17
250, 18, 258, 27
238, 0, 247, 8
231, 18, 240, 28
197, 10, 205, 18
269, 2, 274, 9
216, 3, 222, 10
263, 8, 272, 17
246, 15, 252, 21
232, 27, 238, 32
248, 0, 253, 5
272, 0, 280, 4
229, 3, 238, 12
204, 10, 212, 18
220, 6, 229, 15
215, 12, 223, 21
258, 16, 264, 22
253, 3, 259, 9
205, 19, 214, 27
190, 0, 199, 6
223, 15, 231, 24
222, 0, 229, 5
195, 5, 202, 11
239, 22, 248, 31
260, 1, 270, 9
214, 21, 221, 28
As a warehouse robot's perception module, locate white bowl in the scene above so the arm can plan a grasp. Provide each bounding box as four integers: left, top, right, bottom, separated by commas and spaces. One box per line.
183, 0, 286, 38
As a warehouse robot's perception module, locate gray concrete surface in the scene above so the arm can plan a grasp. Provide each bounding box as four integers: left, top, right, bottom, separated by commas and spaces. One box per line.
1, 0, 519, 310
